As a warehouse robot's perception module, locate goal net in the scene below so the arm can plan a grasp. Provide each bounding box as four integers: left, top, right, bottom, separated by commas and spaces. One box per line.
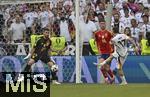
0, 0, 116, 83
0, 0, 81, 83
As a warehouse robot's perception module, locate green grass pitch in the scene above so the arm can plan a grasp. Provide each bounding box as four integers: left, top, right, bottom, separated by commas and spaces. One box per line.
50, 83, 150, 97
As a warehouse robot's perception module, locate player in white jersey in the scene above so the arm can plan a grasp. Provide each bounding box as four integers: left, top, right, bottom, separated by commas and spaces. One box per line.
98, 30, 139, 85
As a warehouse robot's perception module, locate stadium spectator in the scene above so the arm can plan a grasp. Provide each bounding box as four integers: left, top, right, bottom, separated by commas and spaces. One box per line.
5, 10, 16, 28
124, 27, 131, 37
140, 15, 150, 39
135, 3, 144, 24
39, 5, 50, 28
130, 18, 141, 42
53, 11, 75, 44
95, 12, 105, 30
80, 11, 97, 55
111, 13, 125, 33
23, 5, 38, 42
88, 8, 99, 30
124, 27, 139, 55
56, 1, 64, 13
31, 18, 42, 35
95, 2, 107, 16
63, 0, 73, 16
23, 5, 36, 28
120, 7, 134, 27
8, 14, 26, 43
142, 7, 150, 16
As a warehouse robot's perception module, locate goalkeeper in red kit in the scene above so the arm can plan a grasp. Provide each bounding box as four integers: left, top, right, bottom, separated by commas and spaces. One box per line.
95, 20, 115, 84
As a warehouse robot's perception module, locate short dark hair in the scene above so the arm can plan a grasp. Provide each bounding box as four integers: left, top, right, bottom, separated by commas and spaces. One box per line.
142, 15, 149, 18
144, 7, 149, 10
42, 28, 50, 32
99, 19, 105, 23
97, 12, 104, 18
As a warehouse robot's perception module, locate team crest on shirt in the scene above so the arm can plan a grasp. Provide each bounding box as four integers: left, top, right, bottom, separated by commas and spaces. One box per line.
98, 34, 101, 38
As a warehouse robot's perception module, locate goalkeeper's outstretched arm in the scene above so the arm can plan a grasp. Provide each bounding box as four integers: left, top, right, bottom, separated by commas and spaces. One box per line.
24, 47, 35, 60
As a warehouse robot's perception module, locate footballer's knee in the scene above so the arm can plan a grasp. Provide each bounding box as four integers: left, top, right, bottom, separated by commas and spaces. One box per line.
28, 59, 35, 65
99, 58, 105, 63
105, 64, 110, 71
47, 61, 54, 67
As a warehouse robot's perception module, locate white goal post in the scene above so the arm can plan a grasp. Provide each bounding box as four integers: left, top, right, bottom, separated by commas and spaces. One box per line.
75, 1, 114, 83
75, 0, 81, 83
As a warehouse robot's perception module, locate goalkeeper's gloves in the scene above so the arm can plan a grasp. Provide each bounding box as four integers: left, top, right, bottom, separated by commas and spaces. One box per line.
50, 57, 56, 64
24, 53, 31, 60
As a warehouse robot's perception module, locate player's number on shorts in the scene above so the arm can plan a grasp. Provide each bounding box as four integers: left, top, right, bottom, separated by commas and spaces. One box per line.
118, 39, 126, 47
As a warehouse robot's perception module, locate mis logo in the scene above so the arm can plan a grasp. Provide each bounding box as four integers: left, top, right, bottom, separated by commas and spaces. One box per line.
0, 72, 50, 97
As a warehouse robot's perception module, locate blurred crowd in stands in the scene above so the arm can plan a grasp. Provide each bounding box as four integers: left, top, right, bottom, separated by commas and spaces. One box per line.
0, 0, 150, 55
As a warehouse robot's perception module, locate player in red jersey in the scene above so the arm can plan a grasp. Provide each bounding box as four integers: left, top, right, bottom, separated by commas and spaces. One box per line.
95, 20, 115, 84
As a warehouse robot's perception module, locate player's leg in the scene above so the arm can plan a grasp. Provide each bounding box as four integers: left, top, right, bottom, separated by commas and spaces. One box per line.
45, 57, 60, 84
99, 55, 114, 66
105, 64, 115, 84
100, 65, 109, 84
118, 67, 127, 85
99, 55, 110, 84
24, 58, 35, 72
110, 52, 127, 85
23, 53, 39, 72
101, 55, 115, 83
117, 55, 128, 85
18, 56, 36, 81
118, 55, 127, 85
47, 61, 60, 84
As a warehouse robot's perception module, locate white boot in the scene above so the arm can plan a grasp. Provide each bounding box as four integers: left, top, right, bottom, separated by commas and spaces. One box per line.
52, 80, 61, 84
119, 81, 127, 85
